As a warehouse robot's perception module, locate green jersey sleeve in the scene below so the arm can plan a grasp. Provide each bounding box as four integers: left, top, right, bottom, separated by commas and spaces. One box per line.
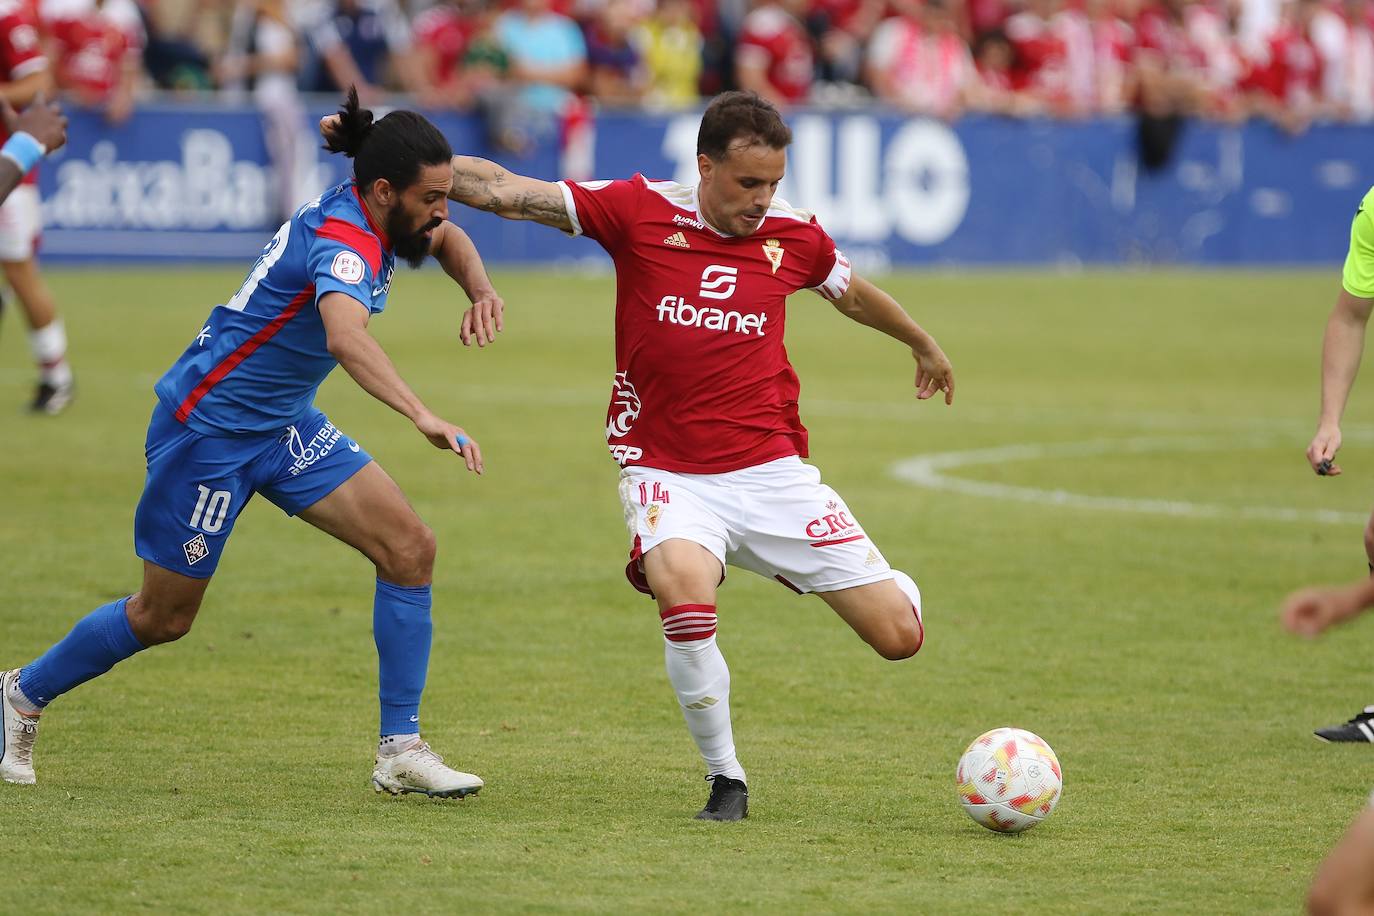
1343, 187, 1374, 299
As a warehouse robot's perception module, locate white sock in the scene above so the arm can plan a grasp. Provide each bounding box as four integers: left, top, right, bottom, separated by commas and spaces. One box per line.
28, 320, 72, 387
664, 635, 746, 784
378, 732, 420, 757
7, 674, 41, 716
892, 569, 922, 623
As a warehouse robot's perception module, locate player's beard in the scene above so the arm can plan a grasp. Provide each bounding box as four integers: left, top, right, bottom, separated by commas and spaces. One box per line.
389, 212, 443, 269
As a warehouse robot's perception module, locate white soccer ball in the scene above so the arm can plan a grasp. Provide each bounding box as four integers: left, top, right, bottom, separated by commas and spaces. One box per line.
956, 727, 1063, 833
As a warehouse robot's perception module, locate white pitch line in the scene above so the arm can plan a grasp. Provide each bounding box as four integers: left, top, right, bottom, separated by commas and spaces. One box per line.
889, 435, 1372, 525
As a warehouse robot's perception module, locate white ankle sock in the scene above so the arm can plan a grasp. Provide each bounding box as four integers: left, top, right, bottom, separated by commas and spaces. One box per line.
28, 320, 71, 387
378, 733, 420, 757
664, 635, 746, 784
7, 674, 41, 716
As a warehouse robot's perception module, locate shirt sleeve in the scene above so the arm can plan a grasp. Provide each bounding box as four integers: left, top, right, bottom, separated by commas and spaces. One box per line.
804, 220, 853, 301
1343, 193, 1374, 300
308, 219, 384, 314
0, 11, 47, 80
558, 177, 643, 250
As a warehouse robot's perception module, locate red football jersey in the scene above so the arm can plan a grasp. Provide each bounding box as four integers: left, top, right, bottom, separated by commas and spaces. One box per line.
560, 174, 852, 474
736, 5, 815, 104
0, 0, 48, 185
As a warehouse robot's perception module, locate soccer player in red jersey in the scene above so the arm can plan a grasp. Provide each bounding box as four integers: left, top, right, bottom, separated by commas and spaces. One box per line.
382, 91, 954, 820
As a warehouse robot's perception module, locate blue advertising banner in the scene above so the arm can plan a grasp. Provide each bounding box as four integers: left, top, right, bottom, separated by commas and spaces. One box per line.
34, 102, 1374, 266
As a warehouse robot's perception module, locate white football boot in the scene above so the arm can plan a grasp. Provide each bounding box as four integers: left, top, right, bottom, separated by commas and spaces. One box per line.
372, 740, 483, 798
1, 669, 40, 785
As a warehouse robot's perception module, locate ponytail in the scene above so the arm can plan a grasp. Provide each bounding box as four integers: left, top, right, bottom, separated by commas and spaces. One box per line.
324, 86, 452, 193
323, 85, 374, 159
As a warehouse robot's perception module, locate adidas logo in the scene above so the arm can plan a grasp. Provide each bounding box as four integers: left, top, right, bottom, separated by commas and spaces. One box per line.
663, 231, 690, 249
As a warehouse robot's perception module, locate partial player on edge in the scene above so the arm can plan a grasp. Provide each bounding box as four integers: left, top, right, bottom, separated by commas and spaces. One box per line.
1304, 184, 1374, 743
2, 89, 503, 799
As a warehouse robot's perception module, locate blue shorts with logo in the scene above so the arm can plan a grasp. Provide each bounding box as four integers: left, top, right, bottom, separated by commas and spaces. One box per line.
134, 402, 373, 578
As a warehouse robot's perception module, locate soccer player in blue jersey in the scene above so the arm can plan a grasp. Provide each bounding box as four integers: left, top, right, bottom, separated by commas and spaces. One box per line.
0, 89, 504, 798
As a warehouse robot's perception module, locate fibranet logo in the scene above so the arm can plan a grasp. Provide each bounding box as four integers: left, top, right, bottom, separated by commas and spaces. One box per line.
655, 296, 767, 336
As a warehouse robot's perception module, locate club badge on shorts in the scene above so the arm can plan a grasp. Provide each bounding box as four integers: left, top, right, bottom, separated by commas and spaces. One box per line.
183, 534, 210, 566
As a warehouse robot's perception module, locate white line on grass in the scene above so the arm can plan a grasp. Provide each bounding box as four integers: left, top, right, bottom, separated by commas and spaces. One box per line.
889, 434, 1373, 525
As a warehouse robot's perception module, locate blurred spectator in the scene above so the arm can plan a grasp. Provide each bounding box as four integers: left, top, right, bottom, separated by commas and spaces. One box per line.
496, 0, 587, 116
867, 0, 978, 119
1311, 0, 1374, 121
1005, 0, 1071, 110
135, 0, 212, 91
1054, 0, 1136, 115
584, 0, 646, 105
41, 0, 146, 125
735, 0, 814, 106
1243, 0, 1326, 132
413, 0, 513, 109
220, 0, 305, 221
972, 27, 1048, 113
807, 0, 888, 88
298, 0, 428, 104
634, 0, 703, 109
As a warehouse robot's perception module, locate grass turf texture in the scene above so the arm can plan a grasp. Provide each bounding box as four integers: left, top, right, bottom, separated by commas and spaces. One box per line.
0, 266, 1369, 913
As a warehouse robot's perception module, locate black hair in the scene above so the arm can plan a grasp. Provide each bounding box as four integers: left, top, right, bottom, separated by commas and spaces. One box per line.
696, 91, 792, 162
323, 86, 453, 192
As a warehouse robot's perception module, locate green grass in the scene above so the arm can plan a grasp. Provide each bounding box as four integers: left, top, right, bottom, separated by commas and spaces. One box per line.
0, 266, 1369, 913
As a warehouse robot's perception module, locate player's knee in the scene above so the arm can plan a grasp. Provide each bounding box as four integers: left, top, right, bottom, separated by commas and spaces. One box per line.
873, 599, 923, 661
378, 521, 436, 585
128, 593, 202, 645
1363, 518, 1374, 563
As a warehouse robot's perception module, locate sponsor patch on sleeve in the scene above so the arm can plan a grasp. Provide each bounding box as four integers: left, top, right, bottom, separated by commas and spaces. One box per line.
331, 251, 366, 284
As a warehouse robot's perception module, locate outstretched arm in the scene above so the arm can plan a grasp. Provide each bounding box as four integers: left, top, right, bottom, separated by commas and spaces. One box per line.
320, 292, 483, 473
1282, 575, 1374, 638
446, 155, 574, 232
828, 274, 955, 405
429, 220, 505, 348
1307, 288, 1374, 476
319, 114, 575, 231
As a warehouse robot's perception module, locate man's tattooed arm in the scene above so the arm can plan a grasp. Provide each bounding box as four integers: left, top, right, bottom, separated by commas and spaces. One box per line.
448, 156, 574, 233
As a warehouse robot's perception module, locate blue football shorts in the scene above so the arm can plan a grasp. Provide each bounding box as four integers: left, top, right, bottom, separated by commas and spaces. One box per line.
134, 402, 373, 577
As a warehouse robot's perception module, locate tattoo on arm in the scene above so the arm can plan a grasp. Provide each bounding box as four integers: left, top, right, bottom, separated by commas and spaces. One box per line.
449, 157, 571, 231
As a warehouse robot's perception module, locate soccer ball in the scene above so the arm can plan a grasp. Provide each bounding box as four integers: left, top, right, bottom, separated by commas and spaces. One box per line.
955, 727, 1063, 833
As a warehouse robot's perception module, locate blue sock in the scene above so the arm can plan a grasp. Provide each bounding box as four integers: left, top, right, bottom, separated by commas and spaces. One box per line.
19, 597, 146, 708
373, 579, 432, 736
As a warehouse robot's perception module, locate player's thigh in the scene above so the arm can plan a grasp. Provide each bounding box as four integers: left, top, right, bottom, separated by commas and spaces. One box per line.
729, 460, 895, 596
818, 579, 921, 660
1308, 804, 1374, 915
619, 468, 728, 608
133, 404, 258, 579
261, 415, 428, 582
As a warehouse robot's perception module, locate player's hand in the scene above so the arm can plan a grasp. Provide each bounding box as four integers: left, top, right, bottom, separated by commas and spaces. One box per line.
913, 343, 955, 405
319, 113, 343, 147
415, 410, 483, 475
459, 290, 505, 348
1281, 583, 1366, 637
1307, 423, 1343, 476
2, 95, 67, 153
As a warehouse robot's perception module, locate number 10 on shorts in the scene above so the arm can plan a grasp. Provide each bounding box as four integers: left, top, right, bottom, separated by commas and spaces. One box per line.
189, 485, 231, 533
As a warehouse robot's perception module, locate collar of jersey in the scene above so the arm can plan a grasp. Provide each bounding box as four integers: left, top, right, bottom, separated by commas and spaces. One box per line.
351, 184, 393, 251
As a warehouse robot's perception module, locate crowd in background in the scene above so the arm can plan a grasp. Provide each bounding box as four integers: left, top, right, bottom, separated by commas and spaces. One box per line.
5, 0, 1374, 135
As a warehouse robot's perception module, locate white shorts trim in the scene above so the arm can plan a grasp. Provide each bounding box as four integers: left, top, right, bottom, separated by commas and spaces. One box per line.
0, 185, 41, 261
618, 456, 899, 596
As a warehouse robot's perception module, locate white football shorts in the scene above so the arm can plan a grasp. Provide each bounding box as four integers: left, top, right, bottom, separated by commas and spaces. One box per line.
618, 455, 896, 597
0, 185, 40, 261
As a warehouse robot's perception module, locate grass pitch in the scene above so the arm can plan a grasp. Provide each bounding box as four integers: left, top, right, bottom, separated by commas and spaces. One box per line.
0, 265, 1369, 913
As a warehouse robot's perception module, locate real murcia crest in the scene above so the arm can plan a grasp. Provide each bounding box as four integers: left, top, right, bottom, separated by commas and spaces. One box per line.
762, 238, 784, 274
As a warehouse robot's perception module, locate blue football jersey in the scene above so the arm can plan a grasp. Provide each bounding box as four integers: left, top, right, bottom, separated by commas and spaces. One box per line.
155, 181, 398, 436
